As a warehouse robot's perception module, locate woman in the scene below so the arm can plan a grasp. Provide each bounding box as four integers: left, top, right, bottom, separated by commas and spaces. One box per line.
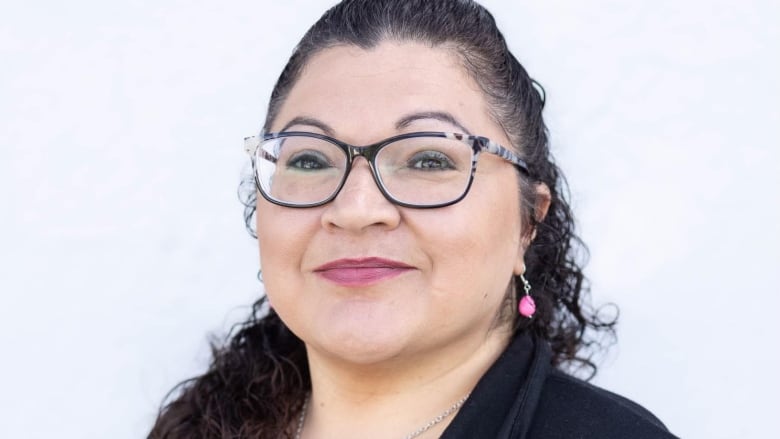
151, 1, 676, 438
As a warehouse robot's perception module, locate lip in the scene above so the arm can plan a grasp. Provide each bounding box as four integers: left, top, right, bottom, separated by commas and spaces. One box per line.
313, 257, 415, 287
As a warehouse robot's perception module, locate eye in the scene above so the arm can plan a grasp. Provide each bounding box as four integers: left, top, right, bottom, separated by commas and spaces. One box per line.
286, 150, 332, 170
407, 150, 457, 170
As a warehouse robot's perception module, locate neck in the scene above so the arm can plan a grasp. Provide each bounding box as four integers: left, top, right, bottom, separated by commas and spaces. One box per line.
300, 326, 512, 439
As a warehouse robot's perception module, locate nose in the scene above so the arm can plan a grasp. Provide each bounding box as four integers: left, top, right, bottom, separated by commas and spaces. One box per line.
320, 157, 402, 233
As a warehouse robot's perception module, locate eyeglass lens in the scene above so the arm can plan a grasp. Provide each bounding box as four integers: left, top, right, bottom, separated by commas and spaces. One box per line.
255, 135, 474, 206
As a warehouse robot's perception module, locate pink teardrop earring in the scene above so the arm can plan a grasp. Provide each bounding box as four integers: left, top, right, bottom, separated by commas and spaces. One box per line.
518, 269, 536, 318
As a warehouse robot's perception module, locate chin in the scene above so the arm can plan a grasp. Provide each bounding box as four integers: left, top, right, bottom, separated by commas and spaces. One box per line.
302, 326, 411, 366
311, 310, 417, 365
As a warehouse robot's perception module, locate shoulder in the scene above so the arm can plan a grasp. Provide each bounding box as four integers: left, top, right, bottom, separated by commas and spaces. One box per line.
527, 370, 678, 439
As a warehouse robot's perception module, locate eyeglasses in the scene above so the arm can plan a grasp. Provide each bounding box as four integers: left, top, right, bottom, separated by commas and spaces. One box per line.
244, 131, 530, 208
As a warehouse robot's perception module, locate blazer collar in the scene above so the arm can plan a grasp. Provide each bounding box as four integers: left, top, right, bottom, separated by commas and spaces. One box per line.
441, 332, 552, 439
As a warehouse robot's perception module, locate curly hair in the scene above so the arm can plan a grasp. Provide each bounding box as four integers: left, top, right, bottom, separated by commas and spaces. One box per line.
150, 0, 616, 437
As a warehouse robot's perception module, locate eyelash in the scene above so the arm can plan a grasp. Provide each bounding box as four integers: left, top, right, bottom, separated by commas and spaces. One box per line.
408, 151, 457, 170
286, 150, 332, 170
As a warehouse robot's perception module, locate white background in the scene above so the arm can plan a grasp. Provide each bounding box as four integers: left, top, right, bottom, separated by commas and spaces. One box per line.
1, 1, 778, 438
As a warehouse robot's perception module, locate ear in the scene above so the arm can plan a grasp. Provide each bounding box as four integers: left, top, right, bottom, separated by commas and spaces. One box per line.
531, 183, 551, 236
513, 183, 552, 275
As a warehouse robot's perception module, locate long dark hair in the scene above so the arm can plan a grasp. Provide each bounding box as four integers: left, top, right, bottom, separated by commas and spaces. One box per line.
150, 1, 616, 437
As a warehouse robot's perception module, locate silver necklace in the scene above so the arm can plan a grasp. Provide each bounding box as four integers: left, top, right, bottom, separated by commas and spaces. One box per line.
294, 393, 470, 439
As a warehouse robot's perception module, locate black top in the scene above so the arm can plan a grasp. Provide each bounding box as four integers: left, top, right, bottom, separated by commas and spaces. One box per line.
441, 333, 678, 438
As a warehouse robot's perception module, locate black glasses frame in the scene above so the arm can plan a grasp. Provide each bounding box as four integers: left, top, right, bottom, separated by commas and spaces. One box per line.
244, 131, 531, 209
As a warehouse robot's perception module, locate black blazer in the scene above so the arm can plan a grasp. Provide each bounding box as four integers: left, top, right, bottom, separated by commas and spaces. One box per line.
441, 333, 678, 438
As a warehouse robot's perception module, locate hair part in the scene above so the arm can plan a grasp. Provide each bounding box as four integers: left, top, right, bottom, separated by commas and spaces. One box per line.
150, 1, 616, 437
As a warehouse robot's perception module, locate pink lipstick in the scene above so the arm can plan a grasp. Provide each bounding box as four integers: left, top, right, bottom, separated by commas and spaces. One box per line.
314, 257, 414, 287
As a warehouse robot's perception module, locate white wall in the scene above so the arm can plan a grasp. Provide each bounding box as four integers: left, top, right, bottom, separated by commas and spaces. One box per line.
1, 1, 777, 438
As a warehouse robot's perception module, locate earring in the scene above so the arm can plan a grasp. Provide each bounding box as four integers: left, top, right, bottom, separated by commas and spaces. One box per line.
518, 272, 536, 318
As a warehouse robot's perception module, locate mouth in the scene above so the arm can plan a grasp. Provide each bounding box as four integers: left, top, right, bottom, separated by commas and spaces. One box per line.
313, 257, 415, 287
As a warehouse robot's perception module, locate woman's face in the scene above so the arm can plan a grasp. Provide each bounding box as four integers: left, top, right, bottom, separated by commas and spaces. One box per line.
257, 42, 527, 365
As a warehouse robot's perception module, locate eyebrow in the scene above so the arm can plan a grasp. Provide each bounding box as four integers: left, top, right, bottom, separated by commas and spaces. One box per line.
395, 111, 472, 135
277, 110, 473, 137
279, 116, 336, 136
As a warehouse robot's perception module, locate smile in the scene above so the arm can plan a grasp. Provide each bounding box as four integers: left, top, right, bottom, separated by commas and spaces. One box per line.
313, 257, 415, 287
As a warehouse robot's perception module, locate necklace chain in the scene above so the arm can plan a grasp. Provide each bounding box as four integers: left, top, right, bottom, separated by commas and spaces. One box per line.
294, 393, 470, 439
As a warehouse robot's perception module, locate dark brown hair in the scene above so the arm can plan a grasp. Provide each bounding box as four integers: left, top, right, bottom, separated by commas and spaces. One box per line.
150, 1, 616, 437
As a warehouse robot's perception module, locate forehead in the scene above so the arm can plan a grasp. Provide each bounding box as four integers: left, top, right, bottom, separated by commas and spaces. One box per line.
272, 42, 501, 143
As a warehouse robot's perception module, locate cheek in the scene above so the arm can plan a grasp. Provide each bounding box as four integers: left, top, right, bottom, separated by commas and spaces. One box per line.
458, 183, 522, 293
255, 203, 318, 290
418, 202, 521, 300
255, 211, 320, 334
